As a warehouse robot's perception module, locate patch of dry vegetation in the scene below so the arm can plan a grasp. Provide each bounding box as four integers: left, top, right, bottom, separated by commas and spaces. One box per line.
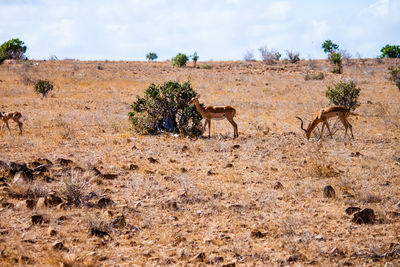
0, 58, 400, 265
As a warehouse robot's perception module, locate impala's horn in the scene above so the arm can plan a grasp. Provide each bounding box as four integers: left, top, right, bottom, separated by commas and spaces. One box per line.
296, 116, 307, 133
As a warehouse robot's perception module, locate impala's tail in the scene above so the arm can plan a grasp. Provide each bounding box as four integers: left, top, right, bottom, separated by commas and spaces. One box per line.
296, 116, 307, 134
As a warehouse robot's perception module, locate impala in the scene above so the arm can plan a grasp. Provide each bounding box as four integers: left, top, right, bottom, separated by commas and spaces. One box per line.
0, 111, 23, 135
296, 106, 353, 140
188, 95, 238, 138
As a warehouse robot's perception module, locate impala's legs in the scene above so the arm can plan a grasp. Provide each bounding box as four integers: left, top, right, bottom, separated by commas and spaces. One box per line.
339, 116, 354, 139
325, 121, 333, 138
3, 120, 12, 135
227, 117, 238, 138
208, 119, 211, 138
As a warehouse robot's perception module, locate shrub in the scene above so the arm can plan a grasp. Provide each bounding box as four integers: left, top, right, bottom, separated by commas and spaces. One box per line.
172, 53, 189, 67
326, 81, 361, 110
387, 66, 400, 90
191, 52, 199, 67
380, 44, 400, 58
259, 46, 281, 65
285, 50, 300, 63
129, 80, 202, 136
60, 176, 84, 206
34, 79, 54, 97
322, 40, 343, 74
243, 50, 255, 62
146, 52, 158, 61
0, 38, 27, 64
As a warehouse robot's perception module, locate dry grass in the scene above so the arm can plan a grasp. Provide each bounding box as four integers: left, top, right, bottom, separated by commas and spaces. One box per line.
0, 58, 400, 265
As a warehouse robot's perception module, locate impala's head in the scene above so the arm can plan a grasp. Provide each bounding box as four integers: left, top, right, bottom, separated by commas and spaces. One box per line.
188, 95, 200, 105
296, 116, 311, 140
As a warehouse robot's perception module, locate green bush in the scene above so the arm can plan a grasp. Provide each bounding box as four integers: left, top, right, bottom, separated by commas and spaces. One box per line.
380, 44, 400, 58
322, 40, 343, 74
388, 66, 400, 90
34, 79, 54, 97
146, 52, 158, 61
129, 81, 203, 136
0, 38, 27, 64
172, 53, 189, 67
326, 81, 361, 110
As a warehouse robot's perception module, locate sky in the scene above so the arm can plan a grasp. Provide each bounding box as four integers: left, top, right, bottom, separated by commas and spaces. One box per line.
0, 0, 399, 61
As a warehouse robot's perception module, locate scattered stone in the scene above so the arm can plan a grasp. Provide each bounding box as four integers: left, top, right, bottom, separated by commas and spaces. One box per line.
102, 173, 118, 180
31, 215, 44, 225
97, 197, 114, 208
163, 199, 179, 211
110, 214, 126, 229
181, 145, 188, 152
345, 207, 361, 215
13, 171, 33, 183
225, 163, 233, 168
26, 199, 36, 209
52, 241, 68, 251
232, 144, 240, 149
55, 158, 73, 166
45, 193, 63, 206
89, 227, 111, 238
36, 197, 46, 209
221, 263, 236, 267
207, 170, 215, 176
273, 181, 283, 189
350, 152, 361, 157
181, 167, 187, 173
48, 227, 57, 236
129, 164, 138, 170
9, 162, 33, 179
191, 252, 206, 262
251, 229, 266, 238
395, 200, 400, 209
352, 208, 375, 224
148, 157, 158, 163
323, 185, 335, 198
1, 201, 13, 209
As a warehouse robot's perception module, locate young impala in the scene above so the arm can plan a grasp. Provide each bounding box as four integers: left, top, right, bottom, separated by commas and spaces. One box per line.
296, 106, 353, 140
0, 111, 23, 135
188, 95, 238, 138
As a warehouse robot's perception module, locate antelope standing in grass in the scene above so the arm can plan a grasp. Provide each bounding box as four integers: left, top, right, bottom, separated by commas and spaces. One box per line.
189, 95, 238, 138
296, 106, 353, 140
0, 111, 23, 135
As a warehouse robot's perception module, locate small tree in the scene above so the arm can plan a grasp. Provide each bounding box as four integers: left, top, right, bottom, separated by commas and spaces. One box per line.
259, 46, 281, 65
0, 38, 27, 64
326, 81, 361, 110
146, 52, 158, 61
191, 52, 199, 67
322, 40, 343, 74
380, 44, 400, 58
129, 81, 202, 136
172, 53, 189, 67
285, 50, 300, 63
34, 79, 54, 97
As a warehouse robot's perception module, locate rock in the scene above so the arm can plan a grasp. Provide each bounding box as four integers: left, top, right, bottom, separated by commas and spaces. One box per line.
31, 215, 44, 225
97, 197, 114, 208
89, 227, 111, 238
129, 164, 138, 170
251, 229, 266, 238
48, 227, 57, 236
55, 158, 73, 166
52, 241, 68, 251
37, 197, 46, 209
110, 214, 126, 229
352, 208, 375, 224
225, 163, 233, 168
273, 181, 283, 189
148, 157, 158, 163
350, 152, 361, 157
45, 193, 63, 207
102, 173, 118, 180
9, 162, 33, 179
26, 199, 37, 209
181, 145, 188, 152
345, 207, 361, 215
323, 185, 335, 198
232, 144, 240, 149
191, 252, 206, 262
13, 171, 32, 183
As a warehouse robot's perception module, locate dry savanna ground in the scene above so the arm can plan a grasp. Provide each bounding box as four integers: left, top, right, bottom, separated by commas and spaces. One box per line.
0, 58, 400, 266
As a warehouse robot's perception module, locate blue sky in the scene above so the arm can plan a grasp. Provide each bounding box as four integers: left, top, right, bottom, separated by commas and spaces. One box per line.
0, 0, 399, 61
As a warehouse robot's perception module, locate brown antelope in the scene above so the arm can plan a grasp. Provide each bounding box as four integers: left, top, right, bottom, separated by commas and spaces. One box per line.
0, 111, 23, 135
189, 95, 238, 138
296, 106, 353, 140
